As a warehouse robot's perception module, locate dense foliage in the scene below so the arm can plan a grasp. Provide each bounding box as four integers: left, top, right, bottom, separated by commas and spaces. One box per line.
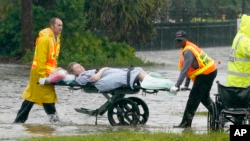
0, 0, 149, 66
1, 0, 249, 65
159, 0, 250, 23
0, 1, 22, 57
84, 0, 165, 44
58, 31, 145, 66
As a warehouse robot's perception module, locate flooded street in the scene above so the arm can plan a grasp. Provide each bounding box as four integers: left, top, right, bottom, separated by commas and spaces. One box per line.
0, 47, 230, 140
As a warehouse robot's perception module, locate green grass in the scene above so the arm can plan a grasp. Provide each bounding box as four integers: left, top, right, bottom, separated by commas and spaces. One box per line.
21, 129, 229, 141
196, 111, 208, 116
173, 111, 208, 116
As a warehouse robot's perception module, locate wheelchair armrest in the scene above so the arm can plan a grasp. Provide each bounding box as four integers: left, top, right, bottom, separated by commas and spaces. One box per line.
214, 93, 219, 96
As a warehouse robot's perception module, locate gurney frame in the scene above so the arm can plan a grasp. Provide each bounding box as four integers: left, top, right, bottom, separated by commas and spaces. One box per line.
52, 81, 166, 126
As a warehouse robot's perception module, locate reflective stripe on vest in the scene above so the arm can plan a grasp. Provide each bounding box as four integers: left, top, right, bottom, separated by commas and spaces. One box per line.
178, 41, 216, 81
228, 35, 246, 63
227, 35, 249, 77
184, 46, 215, 79
31, 36, 59, 75
227, 70, 250, 77
32, 59, 56, 74
178, 50, 183, 70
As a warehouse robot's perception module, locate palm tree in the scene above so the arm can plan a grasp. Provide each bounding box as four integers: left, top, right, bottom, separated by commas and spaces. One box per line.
21, 0, 33, 56
85, 0, 164, 45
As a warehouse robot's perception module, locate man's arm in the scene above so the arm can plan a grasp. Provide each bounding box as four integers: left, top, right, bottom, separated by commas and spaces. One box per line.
91, 67, 109, 82
176, 50, 194, 87
184, 77, 190, 87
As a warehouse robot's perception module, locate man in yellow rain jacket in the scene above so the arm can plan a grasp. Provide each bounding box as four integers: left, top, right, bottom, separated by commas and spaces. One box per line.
226, 14, 250, 88
14, 17, 63, 123
170, 30, 217, 128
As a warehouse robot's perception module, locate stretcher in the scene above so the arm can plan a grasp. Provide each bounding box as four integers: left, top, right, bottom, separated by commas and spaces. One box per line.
49, 80, 171, 126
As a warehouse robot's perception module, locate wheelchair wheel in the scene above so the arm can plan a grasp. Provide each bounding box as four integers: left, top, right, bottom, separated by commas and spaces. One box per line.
107, 98, 140, 126
128, 97, 149, 124
207, 103, 218, 131
218, 112, 227, 131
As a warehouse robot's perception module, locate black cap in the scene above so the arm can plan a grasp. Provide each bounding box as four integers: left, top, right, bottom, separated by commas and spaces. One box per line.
175, 30, 187, 40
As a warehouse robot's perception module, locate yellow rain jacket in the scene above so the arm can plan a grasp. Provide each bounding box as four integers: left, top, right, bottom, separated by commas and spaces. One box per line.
226, 14, 250, 87
21, 28, 60, 105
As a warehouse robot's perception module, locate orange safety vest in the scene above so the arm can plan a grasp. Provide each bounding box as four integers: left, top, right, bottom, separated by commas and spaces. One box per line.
178, 41, 216, 81
178, 50, 184, 70
31, 34, 60, 75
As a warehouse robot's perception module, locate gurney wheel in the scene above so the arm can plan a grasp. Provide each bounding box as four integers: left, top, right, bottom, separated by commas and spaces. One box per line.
128, 97, 149, 124
108, 98, 140, 126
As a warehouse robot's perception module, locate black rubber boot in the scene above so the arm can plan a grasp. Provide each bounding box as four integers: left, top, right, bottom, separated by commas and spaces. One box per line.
173, 102, 194, 128
173, 113, 193, 128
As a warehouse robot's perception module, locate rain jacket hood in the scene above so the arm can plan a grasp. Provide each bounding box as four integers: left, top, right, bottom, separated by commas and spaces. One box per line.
226, 14, 250, 87
39, 28, 61, 38
239, 14, 250, 37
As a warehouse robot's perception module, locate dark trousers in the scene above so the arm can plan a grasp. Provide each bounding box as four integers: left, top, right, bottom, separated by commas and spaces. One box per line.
14, 100, 56, 123
180, 69, 217, 125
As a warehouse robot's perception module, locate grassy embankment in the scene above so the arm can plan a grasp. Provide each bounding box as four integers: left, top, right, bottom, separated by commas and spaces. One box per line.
21, 129, 229, 141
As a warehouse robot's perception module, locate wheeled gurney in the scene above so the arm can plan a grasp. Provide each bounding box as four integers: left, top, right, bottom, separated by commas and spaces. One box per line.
50, 80, 170, 126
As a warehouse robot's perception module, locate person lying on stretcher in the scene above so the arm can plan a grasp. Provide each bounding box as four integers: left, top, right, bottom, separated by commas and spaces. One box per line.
66, 62, 175, 92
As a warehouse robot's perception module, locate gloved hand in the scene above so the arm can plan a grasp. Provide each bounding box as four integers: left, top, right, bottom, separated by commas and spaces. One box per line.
180, 86, 191, 91
170, 85, 179, 93
38, 77, 47, 85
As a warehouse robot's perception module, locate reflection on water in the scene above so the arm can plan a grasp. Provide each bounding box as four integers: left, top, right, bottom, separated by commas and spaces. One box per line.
0, 47, 229, 140
23, 124, 55, 136
181, 127, 196, 134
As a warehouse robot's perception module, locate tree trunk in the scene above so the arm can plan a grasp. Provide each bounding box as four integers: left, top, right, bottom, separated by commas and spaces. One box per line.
176, 0, 182, 22
21, 0, 33, 57
242, 0, 246, 14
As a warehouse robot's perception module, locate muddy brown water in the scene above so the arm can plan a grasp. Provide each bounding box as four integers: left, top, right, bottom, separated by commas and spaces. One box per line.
0, 47, 230, 140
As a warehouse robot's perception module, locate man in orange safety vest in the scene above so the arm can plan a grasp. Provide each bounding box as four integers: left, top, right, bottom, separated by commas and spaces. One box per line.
170, 30, 217, 128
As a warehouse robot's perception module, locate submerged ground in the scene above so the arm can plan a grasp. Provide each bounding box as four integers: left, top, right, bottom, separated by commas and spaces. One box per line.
0, 46, 230, 140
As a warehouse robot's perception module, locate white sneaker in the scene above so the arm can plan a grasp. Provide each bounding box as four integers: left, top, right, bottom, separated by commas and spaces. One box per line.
48, 114, 60, 123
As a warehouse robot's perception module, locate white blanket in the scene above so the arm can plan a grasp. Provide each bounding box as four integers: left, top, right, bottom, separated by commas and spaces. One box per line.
141, 74, 175, 90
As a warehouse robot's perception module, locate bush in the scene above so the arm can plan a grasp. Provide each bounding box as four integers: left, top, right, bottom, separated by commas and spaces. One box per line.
0, 0, 147, 66
0, 1, 21, 57
59, 31, 145, 66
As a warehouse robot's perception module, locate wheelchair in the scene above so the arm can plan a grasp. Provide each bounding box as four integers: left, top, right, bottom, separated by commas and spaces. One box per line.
207, 81, 250, 131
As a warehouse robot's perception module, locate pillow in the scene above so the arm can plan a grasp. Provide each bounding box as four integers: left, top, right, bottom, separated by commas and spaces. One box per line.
47, 68, 67, 83
49, 73, 66, 83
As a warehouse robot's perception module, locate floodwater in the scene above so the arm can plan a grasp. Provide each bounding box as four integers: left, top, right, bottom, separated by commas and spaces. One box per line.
0, 46, 230, 140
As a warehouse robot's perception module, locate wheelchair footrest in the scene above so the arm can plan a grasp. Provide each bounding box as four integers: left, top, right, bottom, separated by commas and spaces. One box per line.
75, 108, 98, 116
222, 109, 250, 115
